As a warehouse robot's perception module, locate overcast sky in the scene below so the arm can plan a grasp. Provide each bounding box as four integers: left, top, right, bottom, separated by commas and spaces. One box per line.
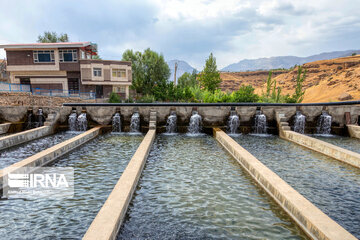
0, 0, 359, 69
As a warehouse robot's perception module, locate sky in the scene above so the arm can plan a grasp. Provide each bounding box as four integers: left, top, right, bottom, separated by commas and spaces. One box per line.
0, 0, 359, 69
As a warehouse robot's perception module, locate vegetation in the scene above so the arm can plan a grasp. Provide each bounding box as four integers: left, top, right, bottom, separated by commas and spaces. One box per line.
37, 31, 69, 43
122, 48, 170, 95
110, 49, 305, 104
198, 53, 222, 93
352, 53, 357, 56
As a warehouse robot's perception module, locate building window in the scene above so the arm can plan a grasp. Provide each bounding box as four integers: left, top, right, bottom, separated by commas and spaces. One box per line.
59, 49, 78, 62
93, 68, 102, 77
114, 86, 126, 93
33, 50, 55, 63
112, 69, 126, 78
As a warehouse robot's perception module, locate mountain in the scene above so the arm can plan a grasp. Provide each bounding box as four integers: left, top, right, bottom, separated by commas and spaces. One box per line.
221, 50, 360, 72
220, 55, 360, 103
167, 60, 197, 82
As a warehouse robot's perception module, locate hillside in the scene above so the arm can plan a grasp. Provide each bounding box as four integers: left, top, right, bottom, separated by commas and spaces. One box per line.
220, 55, 360, 103
221, 50, 360, 72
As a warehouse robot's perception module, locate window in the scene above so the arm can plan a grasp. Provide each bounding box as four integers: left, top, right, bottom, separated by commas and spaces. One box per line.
59, 49, 78, 62
33, 50, 55, 63
93, 68, 102, 77
114, 86, 126, 93
112, 69, 126, 78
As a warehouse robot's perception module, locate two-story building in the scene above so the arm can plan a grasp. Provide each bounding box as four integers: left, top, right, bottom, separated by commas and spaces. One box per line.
0, 42, 132, 98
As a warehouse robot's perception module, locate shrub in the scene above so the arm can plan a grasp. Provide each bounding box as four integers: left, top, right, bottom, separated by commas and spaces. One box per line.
109, 92, 121, 103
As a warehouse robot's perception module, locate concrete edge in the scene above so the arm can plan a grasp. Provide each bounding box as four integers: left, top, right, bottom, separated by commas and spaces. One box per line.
0, 126, 102, 193
83, 129, 156, 240
0, 126, 53, 150
0, 123, 11, 135
213, 128, 356, 240
283, 130, 360, 169
347, 124, 360, 139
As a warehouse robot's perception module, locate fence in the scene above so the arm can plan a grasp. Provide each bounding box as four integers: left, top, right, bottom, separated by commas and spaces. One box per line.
0, 82, 95, 100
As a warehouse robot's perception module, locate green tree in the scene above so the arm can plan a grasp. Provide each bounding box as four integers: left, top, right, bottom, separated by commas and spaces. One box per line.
37, 31, 69, 43
231, 85, 259, 102
122, 48, 170, 95
177, 69, 198, 88
198, 53, 222, 93
92, 55, 102, 60
292, 66, 306, 103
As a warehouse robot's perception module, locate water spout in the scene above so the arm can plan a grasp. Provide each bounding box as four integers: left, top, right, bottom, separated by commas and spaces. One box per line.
316, 111, 332, 135
293, 111, 305, 134
112, 113, 121, 132
130, 112, 140, 133
188, 111, 202, 134
77, 113, 88, 132
26, 111, 33, 130
227, 111, 240, 135
166, 111, 177, 134
253, 110, 267, 134
68, 112, 77, 132
36, 109, 44, 127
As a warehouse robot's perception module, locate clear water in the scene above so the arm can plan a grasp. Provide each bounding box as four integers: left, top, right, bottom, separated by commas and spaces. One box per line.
254, 112, 267, 134
232, 134, 360, 238
0, 132, 78, 169
118, 135, 307, 239
293, 111, 305, 134
112, 113, 121, 132
227, 111, 240, 134
68, 112, 77, 131
77, 113, 88, 132
0, 133, 143, 239
312, 135, 360, 154
166, 112, 177, 134
188, 111, 202, 134
316, 112, 332, 135
130, 112, 140, 132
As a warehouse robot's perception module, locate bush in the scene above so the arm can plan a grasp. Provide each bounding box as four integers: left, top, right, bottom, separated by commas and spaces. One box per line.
231, 85, 259, 102
109, 92, 121, 103
137, 94, 155, 103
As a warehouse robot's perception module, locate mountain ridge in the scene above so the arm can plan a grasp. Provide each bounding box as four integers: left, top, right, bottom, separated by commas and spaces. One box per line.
221, 50, 360, 72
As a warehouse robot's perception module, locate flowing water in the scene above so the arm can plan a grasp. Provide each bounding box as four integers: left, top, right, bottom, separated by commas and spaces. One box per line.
77, 113, 88, 132
227, 111, 240, 135
293, 111, 305, 134
312, 135, 360, 154
35, 108, 44, 128
316, 111, 332, 135
0, 132, 77, 169
232, 134, 360, 238
130, 112, 140, 133
253, 111, 267, 134
68, 112, 77, 132
112, 113, 121, 132
118, 135, 307, 239
187, 111, 202, 135
165, 112, 177, 134
0, 134, 143, 239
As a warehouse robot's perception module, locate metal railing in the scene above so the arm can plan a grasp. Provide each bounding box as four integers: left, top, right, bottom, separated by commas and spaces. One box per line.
0, 82, 95, 100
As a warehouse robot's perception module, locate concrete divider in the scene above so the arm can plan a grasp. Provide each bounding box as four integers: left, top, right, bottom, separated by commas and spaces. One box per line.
0, 126, 53, 151
283, 130, 360, 169
347, 124, 360, 139
213, 128, 356, 240
83, 129, 156, 240
0, 126, 102, 194
0, 123, 11, 135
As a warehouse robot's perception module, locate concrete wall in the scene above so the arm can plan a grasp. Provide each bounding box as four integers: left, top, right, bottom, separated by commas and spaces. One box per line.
83, 129, 156, 240
213, 128, 356, 240
1, 105, 360, 134
347, 124, 360, 139
0, 123, 11, 134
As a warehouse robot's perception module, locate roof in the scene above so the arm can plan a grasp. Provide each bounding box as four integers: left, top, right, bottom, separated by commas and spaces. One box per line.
0, 42, 92, 49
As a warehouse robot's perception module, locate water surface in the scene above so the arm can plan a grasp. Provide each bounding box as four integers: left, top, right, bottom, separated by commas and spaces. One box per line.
118, 134, 307, 239
0, 133, 143, 239
0, 132, 77, 169
312, 135, 360, 154
232, 134, 360, 238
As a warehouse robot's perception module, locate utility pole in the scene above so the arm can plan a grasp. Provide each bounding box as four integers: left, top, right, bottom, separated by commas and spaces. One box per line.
174, 62, 178, 86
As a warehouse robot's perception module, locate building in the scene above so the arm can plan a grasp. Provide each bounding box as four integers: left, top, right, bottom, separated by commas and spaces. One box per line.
0, 42, 132, 98
0, 59, 9, 82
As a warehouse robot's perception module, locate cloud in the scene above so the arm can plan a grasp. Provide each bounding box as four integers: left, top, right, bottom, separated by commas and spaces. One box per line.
0, 0, 359, 69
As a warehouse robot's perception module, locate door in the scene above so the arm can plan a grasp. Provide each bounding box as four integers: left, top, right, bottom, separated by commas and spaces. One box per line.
68, 78, 80, 93
95, 85, 103, 98
20, 77, 32, 91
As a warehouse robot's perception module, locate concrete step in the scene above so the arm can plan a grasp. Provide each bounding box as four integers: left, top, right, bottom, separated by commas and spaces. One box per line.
282, 126, 291, 131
